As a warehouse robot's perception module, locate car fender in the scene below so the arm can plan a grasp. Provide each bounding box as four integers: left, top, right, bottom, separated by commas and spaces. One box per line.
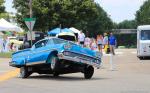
46, 50, 58, 64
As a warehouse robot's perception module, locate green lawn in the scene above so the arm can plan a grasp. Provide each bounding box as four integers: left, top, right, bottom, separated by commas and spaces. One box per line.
0, 52, 13, 58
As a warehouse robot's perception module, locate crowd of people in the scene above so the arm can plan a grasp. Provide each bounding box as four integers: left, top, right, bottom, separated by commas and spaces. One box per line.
78, 31, 117, 55
0, 31, 117, 55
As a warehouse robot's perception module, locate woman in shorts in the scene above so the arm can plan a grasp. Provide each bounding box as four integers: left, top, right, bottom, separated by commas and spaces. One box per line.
97, 35, 103, 53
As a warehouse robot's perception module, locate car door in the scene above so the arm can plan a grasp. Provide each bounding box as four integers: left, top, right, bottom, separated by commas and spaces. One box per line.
26, 39, 48, 65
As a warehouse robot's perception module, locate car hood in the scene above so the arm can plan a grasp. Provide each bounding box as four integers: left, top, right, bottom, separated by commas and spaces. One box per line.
12, 48, 31, 56
69, 44, 97, 57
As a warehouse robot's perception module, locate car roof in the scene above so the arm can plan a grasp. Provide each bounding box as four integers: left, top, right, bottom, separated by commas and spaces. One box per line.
37, 37, 76, 45
37, 37, 66, 42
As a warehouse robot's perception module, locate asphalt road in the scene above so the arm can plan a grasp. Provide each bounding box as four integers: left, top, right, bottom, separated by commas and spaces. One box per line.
0, 49, 150, 93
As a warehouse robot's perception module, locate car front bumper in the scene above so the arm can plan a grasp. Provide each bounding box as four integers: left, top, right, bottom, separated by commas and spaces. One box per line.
57, 52, 101, 69
9, 61, 22, 68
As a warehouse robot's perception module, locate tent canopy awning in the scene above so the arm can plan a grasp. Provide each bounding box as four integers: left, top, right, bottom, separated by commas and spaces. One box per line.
47, 28, 61, 36
48, 28, 73, 36
0, 18, 23, 32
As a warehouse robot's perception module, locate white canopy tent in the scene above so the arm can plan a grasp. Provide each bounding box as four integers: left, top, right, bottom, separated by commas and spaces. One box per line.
0, 18, 23, 32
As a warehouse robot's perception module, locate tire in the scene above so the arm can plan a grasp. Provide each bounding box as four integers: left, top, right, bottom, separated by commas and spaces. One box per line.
84, 66, 94, 79
20, 67, 31, 78
53, 72, 59, 77
50, 55, 60, 72
138, 56, 144, 60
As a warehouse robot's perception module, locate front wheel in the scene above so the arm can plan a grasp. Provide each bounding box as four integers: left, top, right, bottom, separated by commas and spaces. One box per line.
20, 67, 31, 78
84, 66, 94, 79
50, 55, 60, 72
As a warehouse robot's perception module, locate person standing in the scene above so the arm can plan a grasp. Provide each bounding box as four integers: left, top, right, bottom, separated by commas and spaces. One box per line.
0, 36, 3, 52
78, 30, 85, 47
97, 35, 103, 53
84, 36, 91, 48
3, 35, 10, 52
103, 33, 109, 54
90, 38, 98, 51
109, 32, 117, 55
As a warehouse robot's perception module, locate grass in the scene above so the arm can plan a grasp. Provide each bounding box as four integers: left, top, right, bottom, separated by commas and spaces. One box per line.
0, 52, 13, 58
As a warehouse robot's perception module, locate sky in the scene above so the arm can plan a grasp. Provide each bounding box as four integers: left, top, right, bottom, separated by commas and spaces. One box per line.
4, 0, 147, 23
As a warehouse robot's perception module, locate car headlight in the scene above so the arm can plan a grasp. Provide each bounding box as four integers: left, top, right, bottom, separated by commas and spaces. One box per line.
96, 52, 101, 58
64, 44, 72, 50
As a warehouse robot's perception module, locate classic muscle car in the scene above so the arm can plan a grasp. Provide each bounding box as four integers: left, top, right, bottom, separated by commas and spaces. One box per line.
10, 37, 101, 79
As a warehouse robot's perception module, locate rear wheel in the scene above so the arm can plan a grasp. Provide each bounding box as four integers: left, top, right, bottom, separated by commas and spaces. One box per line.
53, 72, 59, 77
138, 56, 144, 60
20, 67, 31, 78
84, 66, 94, 79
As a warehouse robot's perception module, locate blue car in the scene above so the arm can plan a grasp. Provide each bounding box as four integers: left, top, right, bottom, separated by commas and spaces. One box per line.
10, 37, 101, 79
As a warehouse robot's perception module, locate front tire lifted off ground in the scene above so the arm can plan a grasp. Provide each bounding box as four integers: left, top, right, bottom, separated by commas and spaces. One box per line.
84, 65, 94, 79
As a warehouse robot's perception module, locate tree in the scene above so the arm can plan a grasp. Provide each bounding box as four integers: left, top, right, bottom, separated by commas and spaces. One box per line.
117, 20, 137, 29
0, 0, 5, 13
13, 0, 113, 37
136, 0, 150, 25
0, 0, 6, 18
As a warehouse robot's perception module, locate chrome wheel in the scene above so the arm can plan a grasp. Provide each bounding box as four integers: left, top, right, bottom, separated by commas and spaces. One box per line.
51, 57, 57, 70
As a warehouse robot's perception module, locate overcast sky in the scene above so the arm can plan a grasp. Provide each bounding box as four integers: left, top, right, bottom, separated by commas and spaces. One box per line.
4, 0, 147, 23
95, 0, 146, 23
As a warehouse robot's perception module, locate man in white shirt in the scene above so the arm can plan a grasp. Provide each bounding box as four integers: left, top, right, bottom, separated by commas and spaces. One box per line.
78, 31, 85, 46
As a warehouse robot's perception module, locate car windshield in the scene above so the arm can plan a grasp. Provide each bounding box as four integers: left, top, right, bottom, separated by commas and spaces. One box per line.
53, 38, 69, 44
141, 30, 150, 40
52, 38, 76, 45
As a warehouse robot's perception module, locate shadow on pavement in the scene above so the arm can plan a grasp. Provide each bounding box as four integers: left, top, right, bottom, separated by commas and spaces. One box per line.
20, 74, 108, 81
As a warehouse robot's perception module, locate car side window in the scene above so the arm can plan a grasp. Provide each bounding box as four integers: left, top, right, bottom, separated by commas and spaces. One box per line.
47, 39, 54, 45
35, 40, 48, 48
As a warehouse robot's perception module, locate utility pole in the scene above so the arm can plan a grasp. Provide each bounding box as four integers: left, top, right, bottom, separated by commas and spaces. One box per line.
60, 24, 62, 32
29, 0, 32, 18
29, 0, 33, 46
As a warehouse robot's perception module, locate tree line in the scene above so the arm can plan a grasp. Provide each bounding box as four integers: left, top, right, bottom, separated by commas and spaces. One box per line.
116, 0, 150, 29
13, 0, 113, 37
0, 0, 150, 36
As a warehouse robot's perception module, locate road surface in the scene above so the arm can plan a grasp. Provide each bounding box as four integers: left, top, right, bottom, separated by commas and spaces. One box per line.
0, 49, 150, 93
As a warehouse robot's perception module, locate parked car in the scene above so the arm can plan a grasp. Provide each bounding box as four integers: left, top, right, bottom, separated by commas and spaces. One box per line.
8, 36, 24, 50
10, 37, 101, 79
8, 36, 23, 45
24, 31, 46, 48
